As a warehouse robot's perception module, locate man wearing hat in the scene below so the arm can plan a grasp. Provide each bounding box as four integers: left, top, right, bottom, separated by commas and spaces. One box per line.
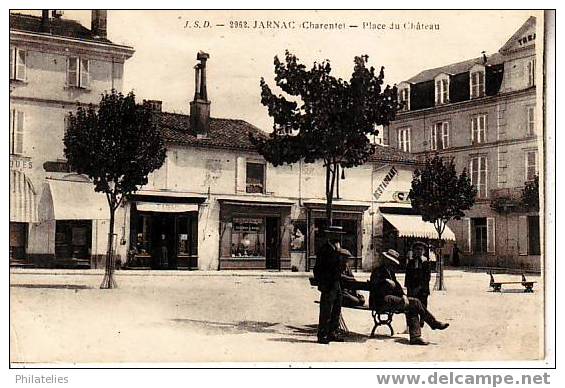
405, 241, 433, 327
313, 225, 348, 344
369, 248, 449, 345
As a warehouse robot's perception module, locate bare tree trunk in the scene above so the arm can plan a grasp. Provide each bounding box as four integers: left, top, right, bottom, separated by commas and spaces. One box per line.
433, 221, 445, 291
100, 206, 118, 289
325, 160, 337, 227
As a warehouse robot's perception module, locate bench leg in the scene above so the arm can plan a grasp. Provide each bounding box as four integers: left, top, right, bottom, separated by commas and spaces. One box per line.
524, 285, 534, 293
492, 285, 501, 292
370, 311, 378, 338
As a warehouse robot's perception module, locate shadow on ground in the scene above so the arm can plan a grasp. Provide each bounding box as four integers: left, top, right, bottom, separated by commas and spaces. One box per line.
10, 284, 92, 290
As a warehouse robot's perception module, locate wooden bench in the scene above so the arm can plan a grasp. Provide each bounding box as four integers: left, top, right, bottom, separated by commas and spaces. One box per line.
489, 272, 536, 293
309, 277, 399, 336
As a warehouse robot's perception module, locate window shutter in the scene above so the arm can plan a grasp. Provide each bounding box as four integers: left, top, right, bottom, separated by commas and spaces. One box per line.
461, 217, 471, 253
407, 128, 411, 152
10, 47, 15, 80
518, 215, 528, 255
236, 157, 246, 192
487, 217, 495, 253
471, 117, 476, 142
80, 59, 90, 88
15, 111, 24, 155
483, 156, 488, 198
17, 49, 26, 81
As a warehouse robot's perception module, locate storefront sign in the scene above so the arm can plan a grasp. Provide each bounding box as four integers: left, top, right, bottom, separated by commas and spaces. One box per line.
43, 160, 71, 173
392, 191, 411, 203
10, 155, 32, 171
373, 166, 398, 201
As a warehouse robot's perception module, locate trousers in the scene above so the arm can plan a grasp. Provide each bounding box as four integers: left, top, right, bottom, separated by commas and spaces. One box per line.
383, 295, 440, 339
318, 282, 342, 339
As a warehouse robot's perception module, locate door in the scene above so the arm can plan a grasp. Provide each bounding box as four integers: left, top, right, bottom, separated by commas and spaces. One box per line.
265, 217, 280, 270
150, 214, 177, 269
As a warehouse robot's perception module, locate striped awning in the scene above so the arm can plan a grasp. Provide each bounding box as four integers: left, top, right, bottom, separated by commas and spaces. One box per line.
381, 213, 456, 241
10, 170, 38, 223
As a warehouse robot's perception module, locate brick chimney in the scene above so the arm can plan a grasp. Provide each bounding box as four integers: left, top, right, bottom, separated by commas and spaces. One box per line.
190, 51, 211, 139
91, 10, 107, 39
40, 10, 51, 33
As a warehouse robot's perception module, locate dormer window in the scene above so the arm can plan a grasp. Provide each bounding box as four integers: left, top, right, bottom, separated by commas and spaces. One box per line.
434, 74, 450, 105
470, 65, 486, 98
398, 83, 410, 111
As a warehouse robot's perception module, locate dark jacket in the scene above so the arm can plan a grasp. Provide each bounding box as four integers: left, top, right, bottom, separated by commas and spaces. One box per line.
313, 242, 342, 292
404, 257, 432, 297
369, 265, 404, 311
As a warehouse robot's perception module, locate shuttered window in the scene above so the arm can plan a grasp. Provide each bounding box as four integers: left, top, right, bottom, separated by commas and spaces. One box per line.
471, 114, 487, 143
431, 122, 449, 150
10, 47, 26, 81
67, 57, 90, 88
525, 150, 538, 181
10, 109, 25, 155
469, 156, 488, 198
397, 127, 411, 153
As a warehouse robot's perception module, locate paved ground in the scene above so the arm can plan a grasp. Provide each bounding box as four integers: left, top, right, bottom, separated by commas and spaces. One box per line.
9, 269, 544, 364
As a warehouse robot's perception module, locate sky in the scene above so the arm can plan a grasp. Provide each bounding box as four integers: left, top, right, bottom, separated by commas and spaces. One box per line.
18, 10, 540, 131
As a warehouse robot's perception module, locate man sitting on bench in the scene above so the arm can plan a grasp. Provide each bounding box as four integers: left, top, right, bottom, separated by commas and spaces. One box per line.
340, 252, 366, 308
369, 249, 450, 346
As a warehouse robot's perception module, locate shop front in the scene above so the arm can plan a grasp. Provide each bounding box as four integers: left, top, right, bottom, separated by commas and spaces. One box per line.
218, 198, 293, 270
9, 170, 37, 262
127, 194, 205, 270
304, 201, 369, 272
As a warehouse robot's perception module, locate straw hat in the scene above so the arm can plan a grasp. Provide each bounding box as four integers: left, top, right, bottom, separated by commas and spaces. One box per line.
382, 249, 401, 265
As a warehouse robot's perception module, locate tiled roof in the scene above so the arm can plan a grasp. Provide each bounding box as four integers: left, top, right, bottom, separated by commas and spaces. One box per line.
10, 13, 112, 43
369, 145, 420, 164
406, 52, 505, 84
157, 112, 266, 151
157, 111, 418, 165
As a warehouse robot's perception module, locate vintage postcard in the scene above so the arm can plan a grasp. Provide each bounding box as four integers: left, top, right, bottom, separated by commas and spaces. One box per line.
8, 9, 553, 368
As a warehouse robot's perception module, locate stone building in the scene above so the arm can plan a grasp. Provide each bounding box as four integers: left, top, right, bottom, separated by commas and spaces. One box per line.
387, 17, 542, 270
9, 11, 134, 267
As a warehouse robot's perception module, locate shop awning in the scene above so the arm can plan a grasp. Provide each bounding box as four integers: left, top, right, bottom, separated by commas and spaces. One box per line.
381, 213, 456, 241
39, 179, 109, 221
136, 202, 198, 213
10, 170, 38, 223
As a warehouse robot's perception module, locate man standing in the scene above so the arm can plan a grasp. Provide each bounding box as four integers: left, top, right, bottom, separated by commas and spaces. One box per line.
369, 249, 449, 345
405, 241, 433, 327
313, 226, 347, 344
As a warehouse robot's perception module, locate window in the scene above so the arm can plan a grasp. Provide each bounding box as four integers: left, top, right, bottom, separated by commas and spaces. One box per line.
471, 114, 487, 143
246, 162, 265, 193
67, 57, 90, 88
527, 106, 535, 136
435, 76, 449, 105
231, 217, 265, 257
525, 150, 538, 181
431, 122, 449, 150
397, 127, 411, 152
469, 156, 488, 198
399, 87, 410, 111
10, 109, 24, 155
470, 70, 485, 98
9, 47, 26, 81
471, 217, 495, 254
526, 58, 535, 87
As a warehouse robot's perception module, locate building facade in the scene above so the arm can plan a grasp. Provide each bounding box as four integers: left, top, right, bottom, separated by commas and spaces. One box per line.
9, 11, 134, 267
387, 17, 542, 270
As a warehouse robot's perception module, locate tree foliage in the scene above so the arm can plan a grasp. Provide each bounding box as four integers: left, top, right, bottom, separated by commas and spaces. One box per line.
522, 175, 540, 211
410, 155, 476, 290
251, 51, 400, 224
64, 90, 166, 288
64, 90, 166, 212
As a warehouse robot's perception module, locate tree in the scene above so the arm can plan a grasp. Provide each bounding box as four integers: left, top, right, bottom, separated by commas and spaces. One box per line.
64, 90, 166, 289
409, 155, 476, 290
251, 51, 399, 226
522, 175, 540, 211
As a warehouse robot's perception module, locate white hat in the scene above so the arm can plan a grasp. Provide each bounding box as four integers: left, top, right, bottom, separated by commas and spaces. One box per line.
382, 249, 400, 265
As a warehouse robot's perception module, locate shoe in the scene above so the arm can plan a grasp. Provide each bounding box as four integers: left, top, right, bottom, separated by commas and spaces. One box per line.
432, 321, 449, 330
317, 336, 330, 344
327, 333, 345, 342
409, 337, 429, 346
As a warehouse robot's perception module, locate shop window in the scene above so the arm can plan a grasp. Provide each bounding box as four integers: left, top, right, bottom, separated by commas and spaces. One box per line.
231, 217, 265, 257
176, 215, 198, 257
55, 220, 92, 259
67, 57, 90, 88
246, 162, 265, 193
9, 47, 26, 81
134, 214, 152, 255
9, 222, 27, 260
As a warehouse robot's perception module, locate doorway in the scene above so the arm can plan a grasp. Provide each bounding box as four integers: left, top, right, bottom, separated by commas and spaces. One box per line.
265, 217, 280, 270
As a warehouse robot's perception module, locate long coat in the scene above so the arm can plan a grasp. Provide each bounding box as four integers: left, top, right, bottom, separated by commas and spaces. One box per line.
313, 242, 342, 292
404, 257, 432, 297
368, 265, 404, 311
